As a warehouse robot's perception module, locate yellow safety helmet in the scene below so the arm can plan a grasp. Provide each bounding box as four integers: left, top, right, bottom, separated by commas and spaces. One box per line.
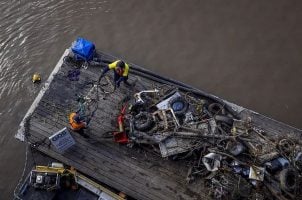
32, 73, 41, 83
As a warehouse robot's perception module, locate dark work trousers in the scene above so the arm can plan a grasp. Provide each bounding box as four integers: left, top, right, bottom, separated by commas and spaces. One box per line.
114, 71, 131, 87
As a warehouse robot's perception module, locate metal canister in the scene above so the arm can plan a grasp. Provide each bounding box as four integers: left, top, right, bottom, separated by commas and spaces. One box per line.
265, 157, 289, 173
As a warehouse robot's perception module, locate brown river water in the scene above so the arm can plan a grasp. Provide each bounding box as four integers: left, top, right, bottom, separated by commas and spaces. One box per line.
0, 0, 302, 199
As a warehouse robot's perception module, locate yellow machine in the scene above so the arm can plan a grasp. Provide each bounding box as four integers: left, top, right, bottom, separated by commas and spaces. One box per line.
29, 163, 125, 200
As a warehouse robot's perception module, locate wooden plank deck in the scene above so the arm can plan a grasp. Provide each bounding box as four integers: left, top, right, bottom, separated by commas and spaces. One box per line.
16, 49, 302, 200
17, 49, 209, 200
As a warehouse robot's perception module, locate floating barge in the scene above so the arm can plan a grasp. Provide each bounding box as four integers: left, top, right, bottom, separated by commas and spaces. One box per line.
15, 41, 302, 200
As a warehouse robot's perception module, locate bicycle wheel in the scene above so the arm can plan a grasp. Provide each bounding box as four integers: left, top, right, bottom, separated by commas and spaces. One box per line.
89, 99, 98, 111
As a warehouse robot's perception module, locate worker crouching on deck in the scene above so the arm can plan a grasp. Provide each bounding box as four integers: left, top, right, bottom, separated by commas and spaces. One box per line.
99, 60, 131, 89
69, 112, 87, 131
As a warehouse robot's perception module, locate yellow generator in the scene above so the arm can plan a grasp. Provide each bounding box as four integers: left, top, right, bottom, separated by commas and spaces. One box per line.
19, 162, 126, 200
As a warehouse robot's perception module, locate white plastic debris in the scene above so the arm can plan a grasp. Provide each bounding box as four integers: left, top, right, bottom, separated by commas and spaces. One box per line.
202, 153, 222, 172
249, 166, 265, 181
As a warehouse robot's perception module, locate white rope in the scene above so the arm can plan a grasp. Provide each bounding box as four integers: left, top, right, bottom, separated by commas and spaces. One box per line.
13, 143, 29, 200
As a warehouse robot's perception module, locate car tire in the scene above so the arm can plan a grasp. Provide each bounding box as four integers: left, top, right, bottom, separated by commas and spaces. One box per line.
134, 112, 154, 131
208, 103, 226, 115
279, 168, 297, 192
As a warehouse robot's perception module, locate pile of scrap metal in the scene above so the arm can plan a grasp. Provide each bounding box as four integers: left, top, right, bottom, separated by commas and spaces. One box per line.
112, 88, 302, 200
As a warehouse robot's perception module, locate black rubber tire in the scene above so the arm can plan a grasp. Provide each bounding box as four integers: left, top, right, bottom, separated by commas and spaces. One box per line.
208, 103, 226, 115
63, 55, 72, 63
279, 168, 297, 192
169, 96, 188, 115
134, 112, 154, 131
63, 55, 82, 68
214, 115, 234, 125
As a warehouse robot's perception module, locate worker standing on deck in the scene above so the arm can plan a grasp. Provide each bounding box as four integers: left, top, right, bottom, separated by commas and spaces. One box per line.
69, 112, 88, 131
98, 60, 131, 89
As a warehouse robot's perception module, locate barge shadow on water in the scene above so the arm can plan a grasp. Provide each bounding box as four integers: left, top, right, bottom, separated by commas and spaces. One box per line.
15, 39, 302, 200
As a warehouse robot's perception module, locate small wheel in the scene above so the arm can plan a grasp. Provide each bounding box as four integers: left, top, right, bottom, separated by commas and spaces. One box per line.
169, 96, 188, 115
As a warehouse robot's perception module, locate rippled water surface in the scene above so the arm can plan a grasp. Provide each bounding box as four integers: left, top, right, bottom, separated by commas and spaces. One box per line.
1, 0, 302, 198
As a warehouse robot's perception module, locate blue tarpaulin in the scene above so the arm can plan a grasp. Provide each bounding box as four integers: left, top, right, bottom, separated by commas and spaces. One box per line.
71, 37, 95, 61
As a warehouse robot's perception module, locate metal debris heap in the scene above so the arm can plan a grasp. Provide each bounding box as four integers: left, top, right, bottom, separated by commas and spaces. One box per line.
112, 87, 302, 200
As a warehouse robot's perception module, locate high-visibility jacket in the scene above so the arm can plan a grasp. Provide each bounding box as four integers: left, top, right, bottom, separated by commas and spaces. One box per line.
69, 112, 86, 131
108, 60, 129, 77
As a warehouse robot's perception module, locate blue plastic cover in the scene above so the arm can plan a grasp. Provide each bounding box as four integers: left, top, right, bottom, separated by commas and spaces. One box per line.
71, 37, 95, 61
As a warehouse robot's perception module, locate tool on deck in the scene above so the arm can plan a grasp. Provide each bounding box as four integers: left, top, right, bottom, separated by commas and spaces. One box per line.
112, 104, 129, 144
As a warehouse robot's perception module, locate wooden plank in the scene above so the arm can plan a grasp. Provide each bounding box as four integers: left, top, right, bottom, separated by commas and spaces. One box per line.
29, 70, 192, 178
28, 125, 167, 200
35, 99, 118, 134
28, 94, 205, 199
27, 123, 158, 198
27, 133, 154, 200
30, 113, 186, 182
24, 60, 206, 198
18, 49, 302, 200
30, 109, 194, 184
16, 49, 70, 141
28, 116, 203, 198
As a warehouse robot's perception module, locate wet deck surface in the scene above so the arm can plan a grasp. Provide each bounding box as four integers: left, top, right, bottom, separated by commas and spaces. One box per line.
20, 50, 302, 200
23, 52, 208, 200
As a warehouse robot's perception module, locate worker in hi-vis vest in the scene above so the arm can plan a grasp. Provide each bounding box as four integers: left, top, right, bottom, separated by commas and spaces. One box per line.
69, 112, 87, 131
99, 60, 131, 88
